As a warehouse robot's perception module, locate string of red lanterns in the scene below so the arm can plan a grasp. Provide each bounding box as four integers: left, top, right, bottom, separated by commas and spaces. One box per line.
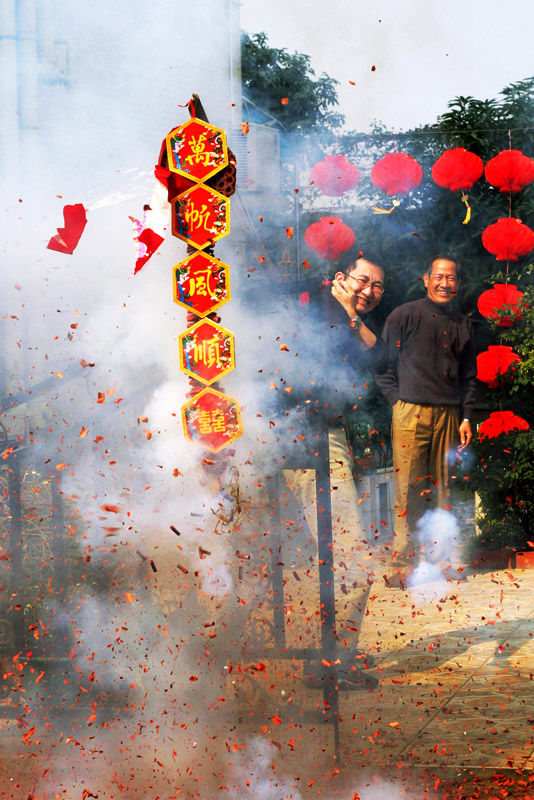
305, 155, 359, 264
475, 143, 532, 441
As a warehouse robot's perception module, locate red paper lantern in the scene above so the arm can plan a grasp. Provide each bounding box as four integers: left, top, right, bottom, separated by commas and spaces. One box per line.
485, 149, 534, 193
482, 217, 534, 261
479, 410, 530, 439
371, 153, 423, 196
304, 216, 355, 259
477, 283, 525, 327
310, 155, 360, 197
431, 148, 484, 191
477, 345, 521, 388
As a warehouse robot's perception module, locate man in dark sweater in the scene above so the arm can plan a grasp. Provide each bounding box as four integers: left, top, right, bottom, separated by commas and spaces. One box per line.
280, 253, 387, 586
270, 251, 387, 683
376, 255, 477, 586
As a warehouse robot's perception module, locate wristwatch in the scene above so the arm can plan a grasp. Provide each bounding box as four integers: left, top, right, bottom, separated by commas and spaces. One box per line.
462, 418, 470, 423
349, 315, 362, 331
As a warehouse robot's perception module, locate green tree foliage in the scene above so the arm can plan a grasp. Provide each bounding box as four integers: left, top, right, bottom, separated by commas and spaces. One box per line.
240, 32, 344, 132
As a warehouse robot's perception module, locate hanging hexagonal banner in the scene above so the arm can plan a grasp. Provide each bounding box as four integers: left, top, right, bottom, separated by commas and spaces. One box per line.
182, 387, 242, 453
178, 318, 235, 386
173, 251, 230, 317
171, 184, 230, 249
165, 118, 229, 184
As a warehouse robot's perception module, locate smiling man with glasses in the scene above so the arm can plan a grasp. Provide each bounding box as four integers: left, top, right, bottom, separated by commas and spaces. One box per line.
331, 258, 386, 350
273, 248, 387, 687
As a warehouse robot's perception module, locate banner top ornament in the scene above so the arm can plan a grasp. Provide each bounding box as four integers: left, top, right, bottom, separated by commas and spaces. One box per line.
166, 118, 229, 184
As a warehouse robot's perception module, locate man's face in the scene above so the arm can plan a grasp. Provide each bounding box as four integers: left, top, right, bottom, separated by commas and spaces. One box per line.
336, 259, 385, 315
423, 258, 459, 306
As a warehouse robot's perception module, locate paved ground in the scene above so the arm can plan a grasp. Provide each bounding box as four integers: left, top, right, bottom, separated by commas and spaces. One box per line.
2, 564, 534, 799
228, 563, 534, 797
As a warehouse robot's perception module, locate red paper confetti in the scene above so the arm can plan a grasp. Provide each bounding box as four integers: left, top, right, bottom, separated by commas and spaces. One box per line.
47, 203, 87, 254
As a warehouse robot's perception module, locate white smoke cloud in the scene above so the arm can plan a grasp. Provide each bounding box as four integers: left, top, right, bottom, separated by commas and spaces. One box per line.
408, 507, 462, 591
229, 736, 303, 800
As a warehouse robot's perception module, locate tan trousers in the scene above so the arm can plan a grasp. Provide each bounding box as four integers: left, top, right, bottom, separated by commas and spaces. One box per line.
283, 427, 371, 631
391, 401, 459, 569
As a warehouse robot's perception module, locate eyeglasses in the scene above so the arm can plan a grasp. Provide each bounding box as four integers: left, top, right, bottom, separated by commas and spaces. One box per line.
341, 272, 385, 295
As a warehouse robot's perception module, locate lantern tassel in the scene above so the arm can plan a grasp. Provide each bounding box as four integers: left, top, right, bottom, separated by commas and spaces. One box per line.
372, 199, 401, 215
461, 192, 471, 225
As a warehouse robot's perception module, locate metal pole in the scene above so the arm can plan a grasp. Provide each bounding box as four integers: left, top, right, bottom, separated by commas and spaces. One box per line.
7, 453, 25, 701
314, 420, 340, 755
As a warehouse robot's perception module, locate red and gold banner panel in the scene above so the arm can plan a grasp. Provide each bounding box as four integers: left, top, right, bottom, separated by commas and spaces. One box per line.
178, 318, 235, 386
166, 119, 228, 184
171, 184, 229, 250
173, 251, 230, 317
182, 387, 242, 453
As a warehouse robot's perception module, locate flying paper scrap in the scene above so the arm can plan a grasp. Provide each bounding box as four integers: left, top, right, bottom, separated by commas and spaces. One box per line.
47, 203, 87, 254
129, 165, 170, 277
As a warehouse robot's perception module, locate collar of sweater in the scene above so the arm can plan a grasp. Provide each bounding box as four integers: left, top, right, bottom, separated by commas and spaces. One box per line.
423, 294, 453, 316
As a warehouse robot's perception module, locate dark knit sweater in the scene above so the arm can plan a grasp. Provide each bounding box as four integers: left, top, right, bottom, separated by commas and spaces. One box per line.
375, 296, 477, 418
273, 290, 388, 426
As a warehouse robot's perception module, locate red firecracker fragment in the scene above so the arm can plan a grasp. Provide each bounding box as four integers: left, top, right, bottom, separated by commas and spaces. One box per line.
129, 165, 170, 276
47, 204, 87, 254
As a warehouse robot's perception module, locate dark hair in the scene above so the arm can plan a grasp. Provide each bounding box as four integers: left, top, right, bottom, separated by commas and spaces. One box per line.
339, 246, 386, 275
424, 254, 462, 280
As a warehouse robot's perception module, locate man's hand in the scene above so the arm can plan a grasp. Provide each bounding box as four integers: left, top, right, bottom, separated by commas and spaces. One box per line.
458, 419, 472, 451
331, 276, 356, 317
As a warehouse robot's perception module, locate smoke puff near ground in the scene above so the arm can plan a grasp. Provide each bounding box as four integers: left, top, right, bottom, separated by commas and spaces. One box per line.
415, 507, 460, 565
